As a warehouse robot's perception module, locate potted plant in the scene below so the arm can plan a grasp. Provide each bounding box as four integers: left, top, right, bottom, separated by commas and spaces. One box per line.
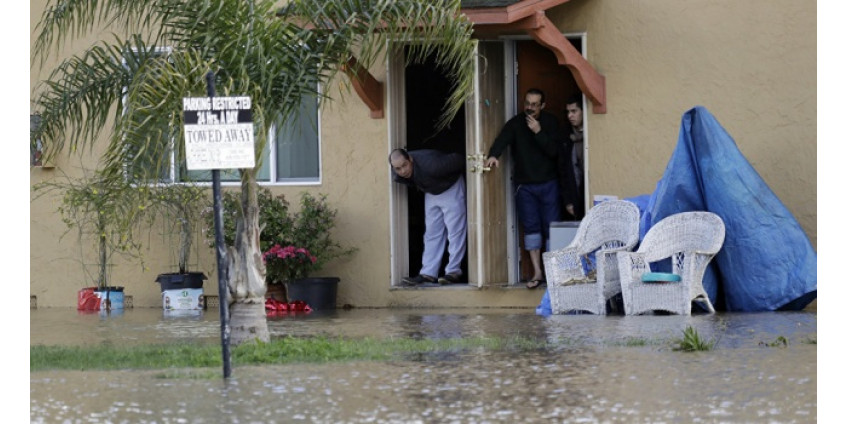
34, 172, 146, 311
205, 189, 356, 310
261, 244, 320, 312
280, 192, 357, 310
149, 183, 209, 310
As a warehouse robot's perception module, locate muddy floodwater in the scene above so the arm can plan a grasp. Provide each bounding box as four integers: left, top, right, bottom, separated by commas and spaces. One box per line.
31, 307, 816, 423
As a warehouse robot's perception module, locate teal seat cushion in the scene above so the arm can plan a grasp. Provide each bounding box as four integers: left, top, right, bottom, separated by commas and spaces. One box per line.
641, 272, 682, 283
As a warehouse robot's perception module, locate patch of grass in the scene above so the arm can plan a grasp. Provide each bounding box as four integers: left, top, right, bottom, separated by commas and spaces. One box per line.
31, 335, 549, 371
30, 344, 223, 371
759, 336, 789, 348
155, 369, 220, 380
608, 337, 662, 347
672, 326, 716, 352
803, 337, 816, 345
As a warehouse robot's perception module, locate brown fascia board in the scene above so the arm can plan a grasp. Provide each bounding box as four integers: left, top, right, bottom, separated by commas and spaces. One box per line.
461, 0, 571, 25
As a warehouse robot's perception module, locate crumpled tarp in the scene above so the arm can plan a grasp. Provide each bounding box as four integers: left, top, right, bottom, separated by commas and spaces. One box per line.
537, 106, 817, 315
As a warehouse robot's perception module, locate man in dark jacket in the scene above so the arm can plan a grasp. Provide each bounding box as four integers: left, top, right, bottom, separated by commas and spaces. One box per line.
484, 88, 561, 289
558, 95, 585, 220
390, 148, 466, 286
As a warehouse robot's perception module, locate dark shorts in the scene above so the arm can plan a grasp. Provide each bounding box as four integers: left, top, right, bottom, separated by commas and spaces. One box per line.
515, 179, 561, 250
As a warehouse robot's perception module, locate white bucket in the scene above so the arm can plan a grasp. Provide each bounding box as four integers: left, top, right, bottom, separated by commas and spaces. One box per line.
162, 288, 204, 311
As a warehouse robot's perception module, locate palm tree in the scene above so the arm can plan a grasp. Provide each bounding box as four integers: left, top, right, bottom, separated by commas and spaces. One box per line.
32, 0, 475, 344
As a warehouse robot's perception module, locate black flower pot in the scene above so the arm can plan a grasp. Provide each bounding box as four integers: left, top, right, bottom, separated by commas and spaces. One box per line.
155, 272, 207, 292
285, 277, 339, 310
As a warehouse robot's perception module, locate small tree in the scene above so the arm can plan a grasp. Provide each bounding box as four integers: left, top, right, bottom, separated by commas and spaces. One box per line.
35, 172, 147, 289
149, 184, 209, 274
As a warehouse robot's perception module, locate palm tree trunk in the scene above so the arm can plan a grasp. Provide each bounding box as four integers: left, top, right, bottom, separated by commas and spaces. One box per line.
226, 171, 269, 344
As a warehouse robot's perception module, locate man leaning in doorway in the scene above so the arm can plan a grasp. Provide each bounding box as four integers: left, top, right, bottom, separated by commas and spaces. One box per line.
390, 148, 467, 286
484, 88, 561, 290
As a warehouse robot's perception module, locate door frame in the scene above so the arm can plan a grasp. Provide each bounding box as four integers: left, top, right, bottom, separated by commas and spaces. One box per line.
501, 33, 589, 283
387, 49, 409, 286
387, 32, 589, 287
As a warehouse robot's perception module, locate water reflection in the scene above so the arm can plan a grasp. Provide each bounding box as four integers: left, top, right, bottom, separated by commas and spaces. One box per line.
31, 308, 816, 422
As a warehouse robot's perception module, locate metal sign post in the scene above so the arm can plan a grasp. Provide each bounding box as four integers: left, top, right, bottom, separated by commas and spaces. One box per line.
207, 71, 231, 378
183, 71, 255, 378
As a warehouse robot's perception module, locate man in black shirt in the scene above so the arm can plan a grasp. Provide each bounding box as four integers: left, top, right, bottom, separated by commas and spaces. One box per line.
390, 148, 466, 286
484, 88, 561, 289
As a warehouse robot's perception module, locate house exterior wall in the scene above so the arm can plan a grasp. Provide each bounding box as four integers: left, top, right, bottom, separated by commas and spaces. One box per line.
30, 0, 816, 308
547, 0, 816, 246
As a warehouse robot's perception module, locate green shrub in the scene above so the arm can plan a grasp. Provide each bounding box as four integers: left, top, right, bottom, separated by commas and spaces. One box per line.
203, 188, 355, 282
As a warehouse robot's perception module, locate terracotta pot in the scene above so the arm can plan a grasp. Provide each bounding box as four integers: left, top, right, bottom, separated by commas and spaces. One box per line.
265, 283, 287, 301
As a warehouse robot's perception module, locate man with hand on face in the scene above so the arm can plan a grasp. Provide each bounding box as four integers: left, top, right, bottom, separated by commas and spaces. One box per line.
484, 88, 561, 290
390, 148, 467, 286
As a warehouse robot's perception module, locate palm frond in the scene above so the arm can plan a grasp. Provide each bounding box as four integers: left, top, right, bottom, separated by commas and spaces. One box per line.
280, 0, 475, 129
33, 0, 172, 67
33, 0, 474, 175
32, 35, 150, 162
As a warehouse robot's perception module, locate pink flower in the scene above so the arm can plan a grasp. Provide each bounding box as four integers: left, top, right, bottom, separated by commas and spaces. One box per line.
262, 244, 318, 283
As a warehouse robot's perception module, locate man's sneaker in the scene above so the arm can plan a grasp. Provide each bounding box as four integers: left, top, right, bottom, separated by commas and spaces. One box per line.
438, 273, 462, 285
402, 274, 436, 286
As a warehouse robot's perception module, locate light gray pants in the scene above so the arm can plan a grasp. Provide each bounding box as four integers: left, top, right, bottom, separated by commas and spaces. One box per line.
419, 176, 467, 278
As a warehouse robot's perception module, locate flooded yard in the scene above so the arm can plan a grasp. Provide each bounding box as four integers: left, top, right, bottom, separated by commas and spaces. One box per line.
30, 307, 817, 423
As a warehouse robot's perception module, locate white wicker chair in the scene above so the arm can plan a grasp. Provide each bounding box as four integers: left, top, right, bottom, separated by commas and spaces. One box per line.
542, 200, 641, 315
618, 211, 725, 316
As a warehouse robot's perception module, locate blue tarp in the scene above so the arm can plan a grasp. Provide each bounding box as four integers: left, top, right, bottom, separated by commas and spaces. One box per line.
537, 106, 817, 316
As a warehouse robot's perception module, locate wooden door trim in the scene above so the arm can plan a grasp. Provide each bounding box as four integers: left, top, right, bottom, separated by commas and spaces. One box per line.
387, 47, 409, 287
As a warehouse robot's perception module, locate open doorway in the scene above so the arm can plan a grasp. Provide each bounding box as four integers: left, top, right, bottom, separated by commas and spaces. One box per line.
401, 47, 468, 281
511, 38, 584, 283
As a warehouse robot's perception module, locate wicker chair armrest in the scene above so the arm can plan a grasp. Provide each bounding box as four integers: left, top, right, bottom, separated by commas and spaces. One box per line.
543, 247, 591, 286
616, 251, 649, 286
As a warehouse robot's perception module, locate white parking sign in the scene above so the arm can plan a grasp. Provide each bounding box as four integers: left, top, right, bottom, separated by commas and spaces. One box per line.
183, 96, 255, 170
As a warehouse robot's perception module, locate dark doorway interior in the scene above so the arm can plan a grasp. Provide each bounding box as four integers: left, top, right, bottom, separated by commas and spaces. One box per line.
516, 39, 582, 129
403, 48, 468, 280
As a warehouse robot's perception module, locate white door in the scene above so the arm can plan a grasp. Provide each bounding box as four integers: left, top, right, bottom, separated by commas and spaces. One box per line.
464, 41, 510, 287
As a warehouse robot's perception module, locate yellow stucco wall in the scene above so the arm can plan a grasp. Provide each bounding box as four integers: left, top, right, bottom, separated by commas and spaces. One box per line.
30, 0, 816, 309
549, 0, 816, 246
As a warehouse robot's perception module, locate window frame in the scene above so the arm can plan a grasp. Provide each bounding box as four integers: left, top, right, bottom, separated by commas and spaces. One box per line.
120, 47, 323, 187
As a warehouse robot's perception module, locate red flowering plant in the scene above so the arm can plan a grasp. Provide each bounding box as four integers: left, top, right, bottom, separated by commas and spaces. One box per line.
263, 244, 319, 284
